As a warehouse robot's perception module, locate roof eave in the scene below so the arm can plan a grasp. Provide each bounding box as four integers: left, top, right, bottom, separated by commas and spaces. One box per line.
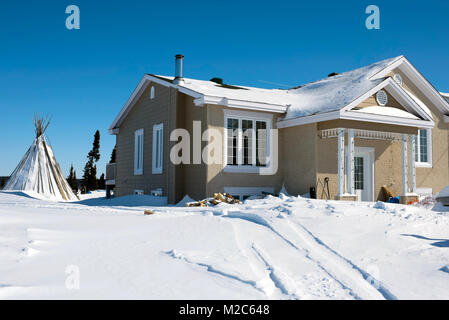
371, 56, 449, 114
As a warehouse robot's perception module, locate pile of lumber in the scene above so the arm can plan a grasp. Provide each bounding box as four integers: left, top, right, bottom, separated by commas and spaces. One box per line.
185, 193, 241, 207
381, 185, 395, 200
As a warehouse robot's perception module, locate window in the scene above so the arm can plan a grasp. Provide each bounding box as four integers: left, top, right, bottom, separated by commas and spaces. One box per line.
150, 86, 155, 99
242, 120, 253, 165
415, 129, 432, 167
227, 118, 239, 165
134, 129, 144, 175
256, 121, 267, 166
152, 123, 163, 174
224, 187, 275, 201
354, 157, 364, 190
224, 111, 271, 172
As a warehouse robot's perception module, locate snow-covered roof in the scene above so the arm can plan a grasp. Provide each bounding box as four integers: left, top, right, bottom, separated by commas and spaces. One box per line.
150, 75, 298, 109
151, 56, 402, 119
110, 55, 446, 133
353, 106, 419, 120
284, 56, 402, 119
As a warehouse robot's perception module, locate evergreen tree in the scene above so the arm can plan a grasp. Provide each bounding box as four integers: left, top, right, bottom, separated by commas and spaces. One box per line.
82, 130, 101, 192
109, 145, 116, 163
89, 130, 101, 162
98, 173, 106, 190
81, 161, 90, 193
67, 164, 78, 193
73, 169, 78, 194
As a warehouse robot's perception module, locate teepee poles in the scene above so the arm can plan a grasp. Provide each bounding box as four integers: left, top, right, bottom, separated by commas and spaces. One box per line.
33, 114, 52, 138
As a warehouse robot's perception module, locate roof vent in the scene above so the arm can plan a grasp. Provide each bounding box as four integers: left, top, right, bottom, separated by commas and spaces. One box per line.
393, 73, 403, 86
210, 77, 223, 85
173, 54, 184, 85
376, 90, 388, 106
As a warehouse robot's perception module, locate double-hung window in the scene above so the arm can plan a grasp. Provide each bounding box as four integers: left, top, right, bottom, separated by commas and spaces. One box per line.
415, 129, 432, 167
134, 129, 144, 175
152, 123, 163, 174
224, 111, 272, 172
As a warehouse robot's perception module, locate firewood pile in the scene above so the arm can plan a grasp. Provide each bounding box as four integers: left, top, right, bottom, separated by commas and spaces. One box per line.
185, 193, 241, 207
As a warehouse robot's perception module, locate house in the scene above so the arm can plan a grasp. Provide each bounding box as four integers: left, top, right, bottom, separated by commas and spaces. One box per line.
107, 55, 449, 204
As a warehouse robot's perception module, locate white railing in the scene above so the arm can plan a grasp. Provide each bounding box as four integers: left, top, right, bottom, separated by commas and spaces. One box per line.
318, 128, 403, 142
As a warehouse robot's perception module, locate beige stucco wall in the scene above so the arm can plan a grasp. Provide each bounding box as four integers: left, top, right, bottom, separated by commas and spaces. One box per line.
387, 68, 449, 194
205, 105, 284, 197
280, 123, 318, 196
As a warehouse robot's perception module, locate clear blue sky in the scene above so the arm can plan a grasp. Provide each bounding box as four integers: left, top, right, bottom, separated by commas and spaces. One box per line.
1, 0, 448, 177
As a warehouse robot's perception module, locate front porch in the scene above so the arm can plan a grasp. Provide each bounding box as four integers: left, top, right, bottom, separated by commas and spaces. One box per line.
318, 127, 419, 204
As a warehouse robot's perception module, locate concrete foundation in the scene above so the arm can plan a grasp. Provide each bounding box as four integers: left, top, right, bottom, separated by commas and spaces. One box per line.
399, 194, 419, 205
335, 194, 358, 201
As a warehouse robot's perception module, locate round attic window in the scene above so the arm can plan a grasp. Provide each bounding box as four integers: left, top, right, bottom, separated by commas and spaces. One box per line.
393, 73, 403, 86
376, 90, 388, 106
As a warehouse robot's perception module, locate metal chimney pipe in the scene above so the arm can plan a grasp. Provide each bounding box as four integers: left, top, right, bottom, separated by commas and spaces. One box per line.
174, 54, 184, 84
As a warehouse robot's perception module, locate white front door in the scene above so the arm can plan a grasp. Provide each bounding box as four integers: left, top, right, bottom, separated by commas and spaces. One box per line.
353, 149, 373, 201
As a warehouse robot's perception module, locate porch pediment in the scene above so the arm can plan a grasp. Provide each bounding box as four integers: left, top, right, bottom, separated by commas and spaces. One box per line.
351, 106, 419, 120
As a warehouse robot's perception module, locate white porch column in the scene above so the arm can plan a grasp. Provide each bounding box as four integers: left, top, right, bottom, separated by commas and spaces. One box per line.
402, 134, 408, 195
410, 134, 417, 193
337, 128, 345, 196
347, 129, 355, 195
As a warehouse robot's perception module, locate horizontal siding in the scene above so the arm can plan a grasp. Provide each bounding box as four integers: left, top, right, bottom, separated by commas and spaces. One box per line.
115, 82, 170, 197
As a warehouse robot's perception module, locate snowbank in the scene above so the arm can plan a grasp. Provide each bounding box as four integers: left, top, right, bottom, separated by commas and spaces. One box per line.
1, 191, 449, 299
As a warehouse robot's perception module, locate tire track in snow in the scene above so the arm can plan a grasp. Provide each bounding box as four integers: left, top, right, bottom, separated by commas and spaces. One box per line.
276, 206, 397, 300
225, 219, 290, 298
161, 249, 266, 295
251, 244, 300, 298
220, 206, 396, 299
220, 209, 361, 299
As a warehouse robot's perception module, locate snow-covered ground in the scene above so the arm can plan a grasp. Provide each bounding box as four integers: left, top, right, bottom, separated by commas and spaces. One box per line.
0, 190, 448, 300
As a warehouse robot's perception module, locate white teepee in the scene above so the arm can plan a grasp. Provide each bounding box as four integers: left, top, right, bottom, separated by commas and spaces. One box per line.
2, 115, 78, 201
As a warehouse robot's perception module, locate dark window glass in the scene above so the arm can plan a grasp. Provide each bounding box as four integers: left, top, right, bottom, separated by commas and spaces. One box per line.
256, 121, 267, 167
227, 118, 239, 165
354, 157, 364, 190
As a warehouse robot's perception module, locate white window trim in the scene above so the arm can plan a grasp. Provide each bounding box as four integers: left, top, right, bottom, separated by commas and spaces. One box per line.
134, 128, 144, 175
415, 129, 432, 168
224, 187, 275, 200
150, 86, 155, 99
152, 123, 163, 174
223, 110, 273, 173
